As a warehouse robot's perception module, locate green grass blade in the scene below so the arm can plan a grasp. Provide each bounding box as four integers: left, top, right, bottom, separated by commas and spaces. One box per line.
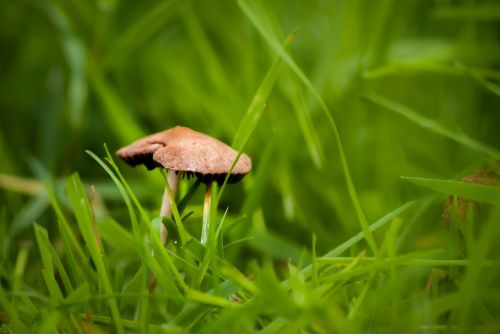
173, 278, 241, 326
34, 224, 64, 306
101, 159, 181, 300
186, 289, 232, 308
311, 234, 319, 288
402, 176, 500, 205
63, 282, 90, 306
297, 200, 416, 283
281, 70, 325, 168
86, 150, 143, 237
12, 243, 29, 292
325, 201, 416, 258
218, 30, 297, 206
37, 310, 60, 334
33, 224, 73, 296
218, 43, 287, 204
46, 184, 89, 284
102, 145, 152, 225
148, 223, 189, 293
196, 183, 219, 287
87, 149, 182, 295
238, 0, 379, 258
320, 250, 440, 283
65, 173, 124, 334
163, 170, 190, 245
231, 55, 283, 152
365, 93, 500, 160
347, 272, 375, 320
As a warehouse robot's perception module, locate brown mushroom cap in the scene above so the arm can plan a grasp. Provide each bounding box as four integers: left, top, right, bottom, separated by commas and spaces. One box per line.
116, 126, 252, 184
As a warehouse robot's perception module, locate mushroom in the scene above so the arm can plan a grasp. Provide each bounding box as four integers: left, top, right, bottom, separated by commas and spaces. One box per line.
116, 126, 252, 245
151, 126, 252, 245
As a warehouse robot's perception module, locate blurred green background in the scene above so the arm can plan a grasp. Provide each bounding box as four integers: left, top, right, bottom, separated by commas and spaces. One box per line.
2, 0, 499, 250
1, 0, 500, 332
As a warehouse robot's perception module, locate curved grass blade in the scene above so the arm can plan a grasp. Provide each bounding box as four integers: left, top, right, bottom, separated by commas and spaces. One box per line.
216, 30, 291, 206
34, 224, 64, 306
238, 0, 379, 258
46, 184, 89, 283
365, 93, 500, 160
402, 176, 500, 205
34, 224, 73, 297
102, 145, 150, 225
103, 145, 190, 246
88, 149, 182, 326
65, 173, 124, 334
282, 69, 325, 168
294, 200, 416, 286
215, 22, 305, 208
231, 54, 283, 152
87, 150, 184, 294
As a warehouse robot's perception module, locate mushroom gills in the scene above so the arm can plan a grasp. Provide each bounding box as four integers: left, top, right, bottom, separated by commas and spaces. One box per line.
123, 154, 158, 170
181, 171, 245, 185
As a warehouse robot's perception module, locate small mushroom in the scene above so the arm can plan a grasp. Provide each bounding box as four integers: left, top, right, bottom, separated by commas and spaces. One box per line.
151, 126, 252, 245
117, 126, 252, 245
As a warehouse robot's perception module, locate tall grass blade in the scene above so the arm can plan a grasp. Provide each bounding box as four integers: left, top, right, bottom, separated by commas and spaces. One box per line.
238, 0, 380, 258
298, 200, 416, 282
402, 176, 500, 205
34, 224, 64, 305
46, 184, 89, 283
65, 173, 124, 333
365, 93, 500, 160
217, 30, 290, 205
34, 224, 73, 296
231, 57, 282, 152
87, 150, 182, 295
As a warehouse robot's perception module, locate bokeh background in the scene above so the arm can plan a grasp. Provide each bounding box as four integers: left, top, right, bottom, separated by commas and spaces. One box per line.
1, 0, 500, 331
2, 0, 499, 253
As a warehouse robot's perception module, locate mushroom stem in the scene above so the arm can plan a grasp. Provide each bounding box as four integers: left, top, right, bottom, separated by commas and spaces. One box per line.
200, 184, 212, 246
159, 170, 179, 245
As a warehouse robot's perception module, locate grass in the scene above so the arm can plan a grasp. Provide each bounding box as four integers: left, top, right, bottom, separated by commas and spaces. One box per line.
1, 0, 500, 332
